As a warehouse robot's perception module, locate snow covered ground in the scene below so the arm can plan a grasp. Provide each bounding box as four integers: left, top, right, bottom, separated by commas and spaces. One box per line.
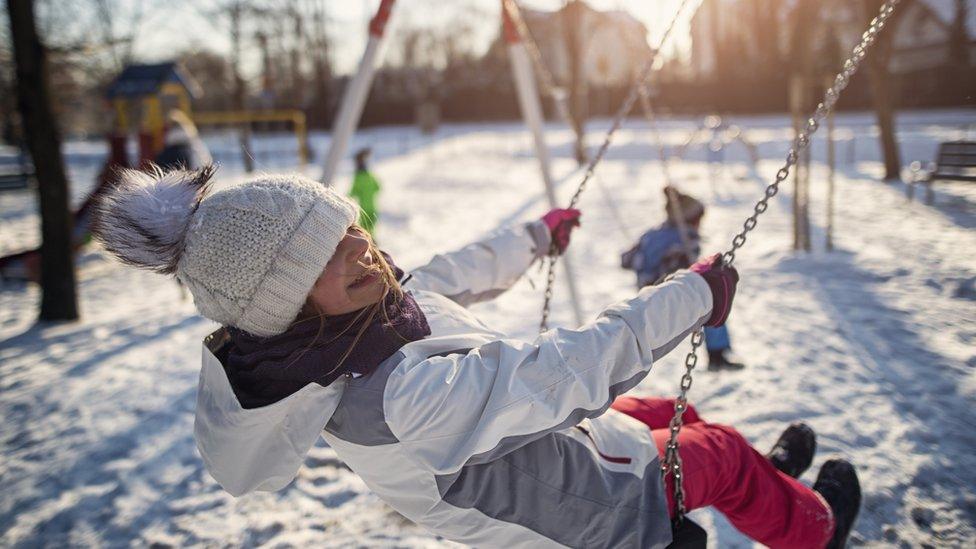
2, 110, 975, 547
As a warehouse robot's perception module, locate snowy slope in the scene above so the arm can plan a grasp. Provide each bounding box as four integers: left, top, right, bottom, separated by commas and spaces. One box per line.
2, 111, 975, 547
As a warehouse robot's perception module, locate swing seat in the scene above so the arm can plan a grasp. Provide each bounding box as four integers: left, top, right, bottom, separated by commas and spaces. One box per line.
667, 518, 707, 549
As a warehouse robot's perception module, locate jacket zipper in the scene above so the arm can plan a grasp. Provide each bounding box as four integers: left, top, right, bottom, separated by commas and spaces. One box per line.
575, 426, 633, 465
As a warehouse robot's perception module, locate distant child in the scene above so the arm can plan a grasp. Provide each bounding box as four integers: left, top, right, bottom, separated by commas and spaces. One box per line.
349, 147, 381, 236
90, 167, 861, 549
621, 186, 745, 370
155, 110, 212, 171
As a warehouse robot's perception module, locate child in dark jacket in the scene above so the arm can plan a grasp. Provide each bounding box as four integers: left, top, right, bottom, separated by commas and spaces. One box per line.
622, 186, 746, 370
155, 110, 212, 171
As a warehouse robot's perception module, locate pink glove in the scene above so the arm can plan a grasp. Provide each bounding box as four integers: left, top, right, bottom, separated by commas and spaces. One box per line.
542, 208, 582, 255
690, 254, 739, 327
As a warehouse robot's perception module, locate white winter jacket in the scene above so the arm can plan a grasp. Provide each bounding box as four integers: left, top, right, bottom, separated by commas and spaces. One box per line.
194, 223, 714, 548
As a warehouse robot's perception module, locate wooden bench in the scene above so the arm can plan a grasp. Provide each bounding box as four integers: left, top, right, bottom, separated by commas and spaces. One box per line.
0, 171, 33, 191
908, 141, 976, 204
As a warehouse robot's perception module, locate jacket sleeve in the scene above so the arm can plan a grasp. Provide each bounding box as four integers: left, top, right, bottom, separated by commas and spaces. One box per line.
403, 221, 550, 306
384, 271, 712, 474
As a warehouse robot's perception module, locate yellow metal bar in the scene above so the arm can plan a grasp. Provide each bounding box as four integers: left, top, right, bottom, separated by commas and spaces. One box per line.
192, 110, 305, 125
294, 112, 308, 166
113, 99, 129, 132
178, 91, 192, 117
160, 82, 184, 95
194, 110, 308, 166
143, 95, 165, 153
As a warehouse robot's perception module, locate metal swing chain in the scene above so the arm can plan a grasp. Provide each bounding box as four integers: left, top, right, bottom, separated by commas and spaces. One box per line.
538, 0, 696, 332
637, 91, 700, 270
662, 0, 902, 522
638, 86, 675, 187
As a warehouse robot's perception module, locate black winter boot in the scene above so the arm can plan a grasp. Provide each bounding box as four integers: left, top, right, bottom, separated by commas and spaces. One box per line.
707, 349, 745, 371
813, 459, 862, 549
765, 423, 816, 478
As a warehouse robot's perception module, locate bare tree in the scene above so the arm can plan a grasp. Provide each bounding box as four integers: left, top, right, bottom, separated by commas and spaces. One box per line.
7, 0, 79, 320
238, 0, 335, 121
289, 9, 305, 108
949, 0, 971, 67
746, 0, 786, 80
0, 25, 17, 144
225, 0, 255, 172
92, 0, 148, 72
300, 0, 334, 124
949, 0, 973, 103
862, 0, 902, 181
38, 0, 153, 134
179, 48, 233, 111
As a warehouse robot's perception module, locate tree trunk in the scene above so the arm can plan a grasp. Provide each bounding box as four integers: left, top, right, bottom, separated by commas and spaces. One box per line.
866, 61, 900, 179
949, 0, 973, 104
563, 0, 587, 165
8, 0, 79, 320
291, 12, 305, 109
863, 0, 901, 181
230, 4, 254, 173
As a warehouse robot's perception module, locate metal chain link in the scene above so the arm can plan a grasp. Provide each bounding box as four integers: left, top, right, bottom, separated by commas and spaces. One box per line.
638, 91, 700, 268
661, 328, 704, 519
537, 0, 695, 332
638, 86, 674, 187
661, 0, 902, 521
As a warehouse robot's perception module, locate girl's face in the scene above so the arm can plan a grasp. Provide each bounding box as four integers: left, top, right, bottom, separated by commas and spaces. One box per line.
306, 227, 387, 315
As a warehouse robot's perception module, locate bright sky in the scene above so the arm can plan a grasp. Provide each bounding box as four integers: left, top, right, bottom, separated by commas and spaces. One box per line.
131, 0, 696, 77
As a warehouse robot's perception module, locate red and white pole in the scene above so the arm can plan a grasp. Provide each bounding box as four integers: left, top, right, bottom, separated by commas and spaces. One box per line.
504, 1, 584, 325
321, 0, 396, 186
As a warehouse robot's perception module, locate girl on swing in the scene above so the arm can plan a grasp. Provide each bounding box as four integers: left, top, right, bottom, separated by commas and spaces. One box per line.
93, 168, 861, 548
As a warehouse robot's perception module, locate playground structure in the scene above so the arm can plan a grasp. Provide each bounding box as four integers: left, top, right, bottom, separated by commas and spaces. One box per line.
675, 115, 760, 173
1, 63, 192, 281
106, 62, 200, 168
106, 62, 309, 171
191, 109, 309, 168
1, 62, 308, 282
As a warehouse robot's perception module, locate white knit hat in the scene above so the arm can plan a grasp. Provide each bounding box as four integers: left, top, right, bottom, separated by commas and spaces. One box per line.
93, 167, 358, 337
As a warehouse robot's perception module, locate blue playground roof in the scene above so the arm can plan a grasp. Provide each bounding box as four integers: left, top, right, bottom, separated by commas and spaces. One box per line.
105, 62, 201, 99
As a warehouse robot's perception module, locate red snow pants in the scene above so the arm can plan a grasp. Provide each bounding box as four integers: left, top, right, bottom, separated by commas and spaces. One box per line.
611, 397, 835, 549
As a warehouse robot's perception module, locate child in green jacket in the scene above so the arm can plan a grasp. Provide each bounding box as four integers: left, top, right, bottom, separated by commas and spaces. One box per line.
349, 148, 380, 236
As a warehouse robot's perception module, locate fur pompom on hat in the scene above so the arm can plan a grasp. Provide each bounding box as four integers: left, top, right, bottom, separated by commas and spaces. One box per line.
93, 166, 359, 337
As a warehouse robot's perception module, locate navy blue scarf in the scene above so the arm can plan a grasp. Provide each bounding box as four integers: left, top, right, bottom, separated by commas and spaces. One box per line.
224, 265, 430, 409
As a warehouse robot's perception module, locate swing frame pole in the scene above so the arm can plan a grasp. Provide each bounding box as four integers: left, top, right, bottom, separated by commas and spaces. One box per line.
789, 74, 810, 251
504, 4, 585, 326
825, 74, 836, 252
320, 0, 396, 187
